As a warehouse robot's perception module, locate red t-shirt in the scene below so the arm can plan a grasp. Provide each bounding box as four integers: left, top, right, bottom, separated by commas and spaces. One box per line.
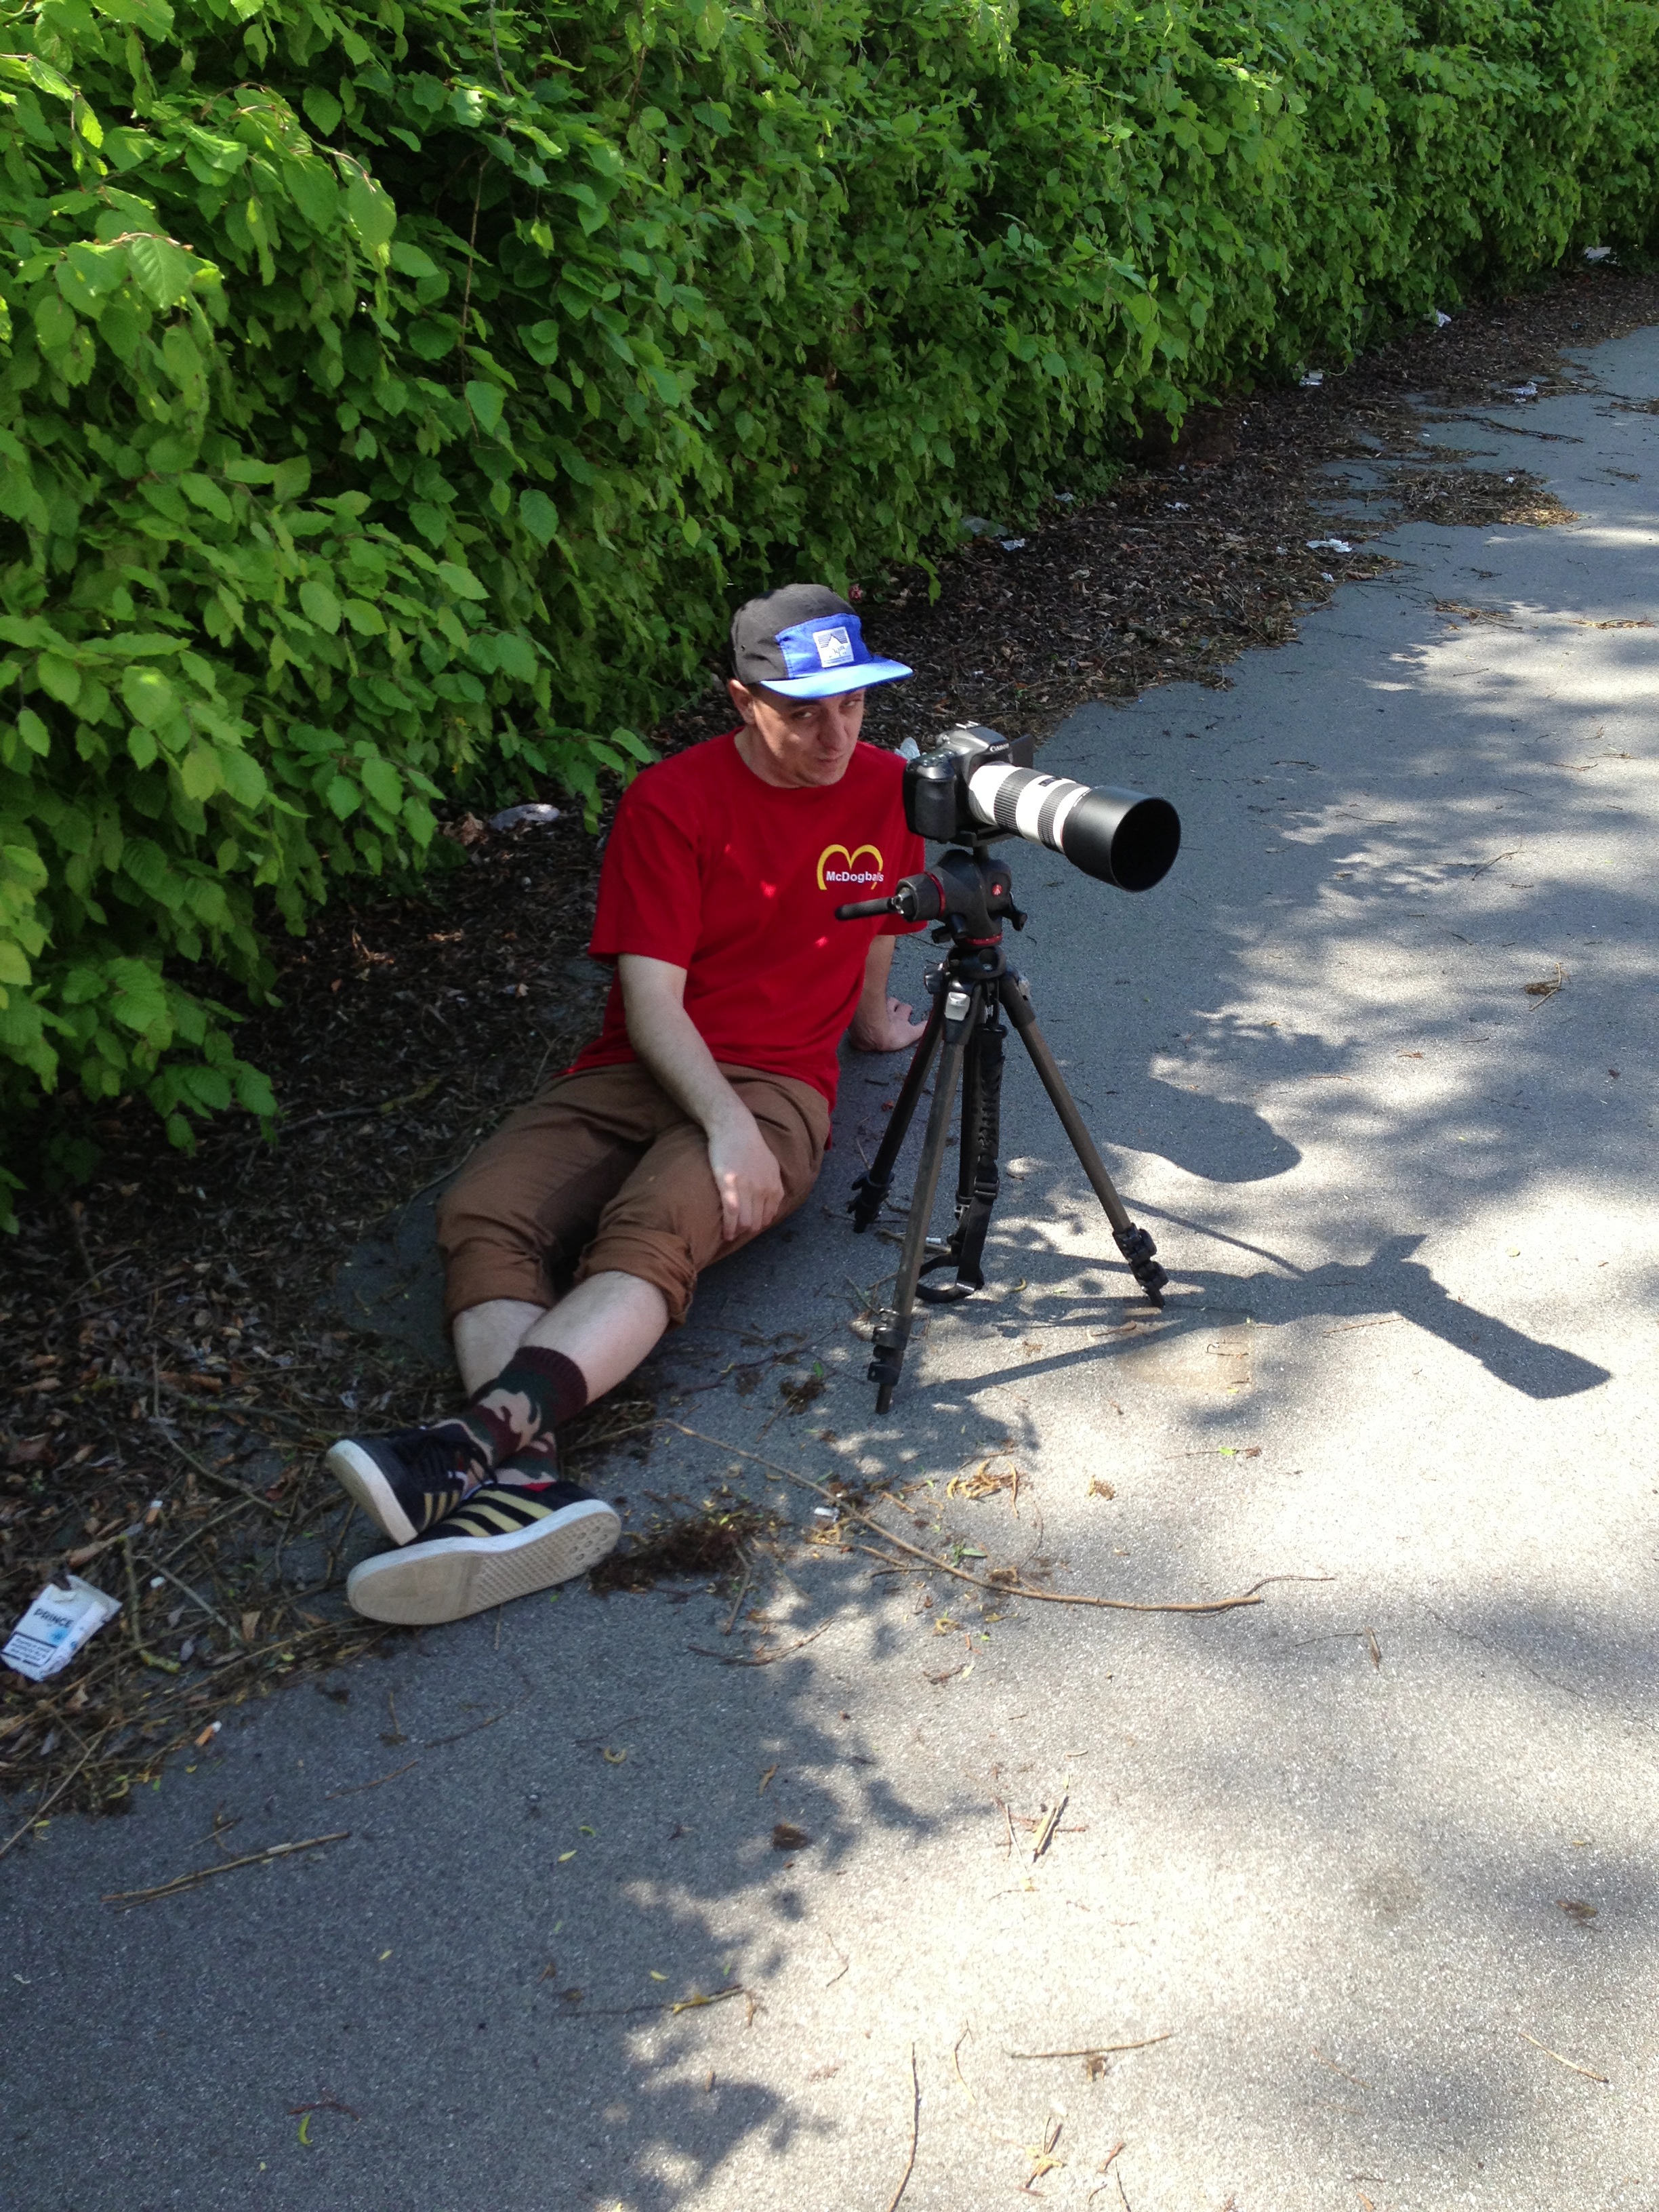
571, 731, 925, 1106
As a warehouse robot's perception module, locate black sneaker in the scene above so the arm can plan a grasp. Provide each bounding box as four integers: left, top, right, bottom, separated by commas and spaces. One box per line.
344, 1478, 621, 1624
325, 1428, 475, 1547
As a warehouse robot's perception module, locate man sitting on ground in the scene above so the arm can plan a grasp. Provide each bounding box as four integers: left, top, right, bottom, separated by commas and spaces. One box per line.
327, 583, 924, 1624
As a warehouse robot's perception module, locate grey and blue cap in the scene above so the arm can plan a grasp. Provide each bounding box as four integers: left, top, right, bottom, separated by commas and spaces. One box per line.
730, 583, 913, 701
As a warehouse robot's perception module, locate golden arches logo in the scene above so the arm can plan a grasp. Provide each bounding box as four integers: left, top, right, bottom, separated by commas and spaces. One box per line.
817, 843, 884, 891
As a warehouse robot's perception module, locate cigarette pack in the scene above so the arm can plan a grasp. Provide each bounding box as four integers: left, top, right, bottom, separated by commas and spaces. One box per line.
3, 1574, 121, 1682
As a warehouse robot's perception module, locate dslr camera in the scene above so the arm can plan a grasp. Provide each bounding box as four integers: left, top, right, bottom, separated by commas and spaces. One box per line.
901, 724, 1180, 893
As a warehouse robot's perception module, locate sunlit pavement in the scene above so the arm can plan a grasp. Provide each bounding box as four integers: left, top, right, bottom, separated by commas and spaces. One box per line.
7, 331, 1658, 2211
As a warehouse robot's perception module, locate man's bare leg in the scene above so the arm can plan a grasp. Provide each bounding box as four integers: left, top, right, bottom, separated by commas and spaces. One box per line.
451, 1298, 547, 1396
453, 1272, 670, 1401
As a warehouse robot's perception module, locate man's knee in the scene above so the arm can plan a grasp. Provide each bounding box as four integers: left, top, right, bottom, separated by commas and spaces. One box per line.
437, 1185, 555, 1325
574, 1233, 699, 1328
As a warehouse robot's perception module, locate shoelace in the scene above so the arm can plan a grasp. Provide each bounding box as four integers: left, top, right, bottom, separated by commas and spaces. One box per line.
389, 1427, 474, 1488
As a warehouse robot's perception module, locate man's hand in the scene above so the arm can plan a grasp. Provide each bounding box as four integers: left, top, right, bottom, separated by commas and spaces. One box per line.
619, 956, 787, 1241
851, 935, 924, 1054
848, 994, 926, 1053
708, 1105, 785, 1241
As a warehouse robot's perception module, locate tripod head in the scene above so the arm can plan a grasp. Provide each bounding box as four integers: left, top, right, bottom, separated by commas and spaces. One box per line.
834, 841, 1024, 944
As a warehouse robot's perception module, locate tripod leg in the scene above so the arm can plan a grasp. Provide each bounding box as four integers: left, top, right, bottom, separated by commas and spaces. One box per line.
849, 983, 945, 1233
949, 1001, 985, 1231
868, 1012, 972, 1412
998, 972, 1169, 1307
918, 989, 1003, 1302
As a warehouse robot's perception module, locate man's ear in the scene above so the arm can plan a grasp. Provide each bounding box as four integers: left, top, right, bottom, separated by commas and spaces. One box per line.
727, 676, 756, 723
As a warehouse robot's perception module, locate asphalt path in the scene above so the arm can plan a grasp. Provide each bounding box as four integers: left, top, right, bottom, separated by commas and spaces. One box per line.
6, 327, 1659, 2212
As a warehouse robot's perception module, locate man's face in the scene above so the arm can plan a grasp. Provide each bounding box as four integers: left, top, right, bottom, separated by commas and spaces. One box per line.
729, 678, 866, 789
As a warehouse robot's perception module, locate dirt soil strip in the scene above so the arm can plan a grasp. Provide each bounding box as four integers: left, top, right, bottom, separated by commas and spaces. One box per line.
3, 261, 1655, 1823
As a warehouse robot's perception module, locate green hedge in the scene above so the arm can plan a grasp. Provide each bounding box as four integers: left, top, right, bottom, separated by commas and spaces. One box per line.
3, 0, 1657, 1216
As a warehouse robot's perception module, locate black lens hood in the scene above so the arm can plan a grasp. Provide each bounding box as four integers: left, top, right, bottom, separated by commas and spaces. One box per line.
1059, 787, 1181, 890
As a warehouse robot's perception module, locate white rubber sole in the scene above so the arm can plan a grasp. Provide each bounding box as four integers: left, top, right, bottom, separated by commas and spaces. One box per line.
345, 1499, 621, 1624
325, 1439, 419, 1547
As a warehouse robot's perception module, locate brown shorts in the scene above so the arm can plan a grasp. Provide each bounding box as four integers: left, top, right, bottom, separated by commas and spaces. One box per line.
435, 1060, 830, 1328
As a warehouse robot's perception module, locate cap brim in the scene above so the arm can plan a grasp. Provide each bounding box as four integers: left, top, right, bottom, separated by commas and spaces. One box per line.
760, 658, 914, 700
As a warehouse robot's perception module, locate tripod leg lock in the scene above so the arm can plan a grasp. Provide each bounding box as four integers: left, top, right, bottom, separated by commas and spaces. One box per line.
867, 1306, 909, 1410
847, 1169, 890, 1233
1113, 1222, 1169, 1303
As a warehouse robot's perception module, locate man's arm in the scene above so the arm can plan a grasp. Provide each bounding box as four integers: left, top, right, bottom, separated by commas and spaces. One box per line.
618, 954, 783, 1241
848, 934, 926, 1053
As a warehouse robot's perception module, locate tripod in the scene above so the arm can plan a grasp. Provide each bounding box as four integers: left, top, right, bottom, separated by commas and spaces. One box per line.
842, 841, 1169, 1411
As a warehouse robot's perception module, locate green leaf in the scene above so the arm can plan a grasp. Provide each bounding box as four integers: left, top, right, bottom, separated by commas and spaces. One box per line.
216, 747, 267, 806
107, 962, 169, 1032
0, 617, 62, 651
35, 654, 81, 706
299, 579, 342, 632
518, 489, 558, 545
24, 55, 75, 99
271, 457, 311, 502
62, 966, 104, 1006
146, 435, 193, 473
89, 0, 175, 33
492, 632, 538, 682
344, 165, 396, 253
361, 756, 402, 811
34, 293, 77, 352
121, 666, 178, 729
180, 474, 234, 523
106, 633, 184, 661
325, 775, 361, 819
437, 560, 488, 601
17, 710, 50, 758
301, 87, 344, 138
342, 598, 386, 636
58, 242, 129, 309
466, 381, 504, 435
179, 747, 222, 800
390, 242, 439, 279
1, 843, 47, 891
285, 157, 340, 232
127, 234, 196, 309
233, 1063, 278, 1116
405, 319, 453, 362
181, 1063, 232, 1111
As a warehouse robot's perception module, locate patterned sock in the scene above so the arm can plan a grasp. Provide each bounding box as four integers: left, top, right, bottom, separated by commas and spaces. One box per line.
491, 1430, 562, 1492
431, 1347, 588, 1483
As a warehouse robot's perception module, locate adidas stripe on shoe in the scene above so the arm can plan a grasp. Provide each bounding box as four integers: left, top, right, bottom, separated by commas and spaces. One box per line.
344, 1479, 621, 1624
